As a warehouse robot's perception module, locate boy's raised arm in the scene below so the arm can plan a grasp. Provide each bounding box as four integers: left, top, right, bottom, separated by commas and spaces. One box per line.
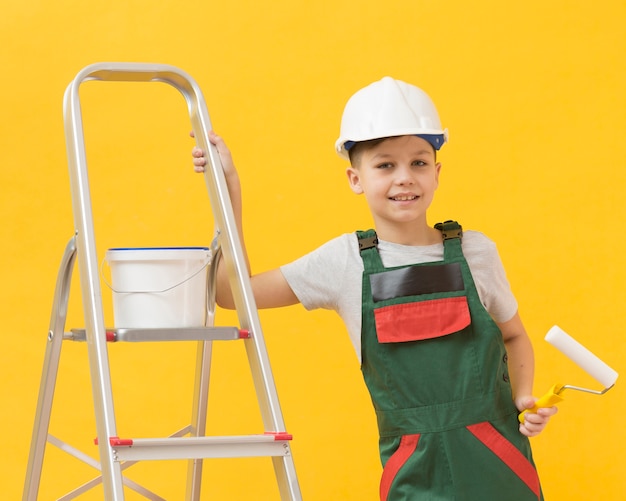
191, 132, 299, 310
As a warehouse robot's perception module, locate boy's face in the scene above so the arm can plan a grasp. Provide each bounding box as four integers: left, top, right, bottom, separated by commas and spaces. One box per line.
346, 135, 441, 240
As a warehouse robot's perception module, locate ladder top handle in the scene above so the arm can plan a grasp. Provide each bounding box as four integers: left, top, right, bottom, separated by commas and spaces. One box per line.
63, 62, 217, 172
68, 62, 201, 94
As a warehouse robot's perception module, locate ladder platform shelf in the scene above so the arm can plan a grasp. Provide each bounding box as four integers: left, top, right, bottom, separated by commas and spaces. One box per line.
64, 326, 251, 343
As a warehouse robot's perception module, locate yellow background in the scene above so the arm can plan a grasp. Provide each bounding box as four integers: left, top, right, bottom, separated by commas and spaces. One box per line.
3, 1, 625, 499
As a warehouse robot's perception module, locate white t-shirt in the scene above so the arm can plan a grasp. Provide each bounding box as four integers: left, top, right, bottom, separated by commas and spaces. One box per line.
280, 230, 518, 361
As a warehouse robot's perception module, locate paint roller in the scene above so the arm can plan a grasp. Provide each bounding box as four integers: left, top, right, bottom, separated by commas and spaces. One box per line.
518, 325, 618, 423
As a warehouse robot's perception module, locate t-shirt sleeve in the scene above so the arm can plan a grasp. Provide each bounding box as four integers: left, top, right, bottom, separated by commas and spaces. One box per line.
280, 234, 356, 311
465, 232, 518, 323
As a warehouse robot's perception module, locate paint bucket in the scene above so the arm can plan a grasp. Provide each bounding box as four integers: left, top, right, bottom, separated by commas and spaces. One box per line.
105, 247, 212, 328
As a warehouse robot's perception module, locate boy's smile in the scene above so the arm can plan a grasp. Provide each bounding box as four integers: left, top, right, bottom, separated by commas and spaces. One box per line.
346, 135, 441, 244
390, 194, 418, 201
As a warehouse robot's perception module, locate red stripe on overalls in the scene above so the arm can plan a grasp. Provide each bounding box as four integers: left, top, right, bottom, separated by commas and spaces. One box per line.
467, 422, 541, 499
379, 434, 420, 501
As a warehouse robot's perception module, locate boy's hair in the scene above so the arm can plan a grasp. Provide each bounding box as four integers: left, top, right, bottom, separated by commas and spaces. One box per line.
347, 138, 388, 166
348, 136, 437, 167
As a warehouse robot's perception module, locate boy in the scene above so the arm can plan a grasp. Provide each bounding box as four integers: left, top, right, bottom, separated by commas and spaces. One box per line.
192, 77, 556, 500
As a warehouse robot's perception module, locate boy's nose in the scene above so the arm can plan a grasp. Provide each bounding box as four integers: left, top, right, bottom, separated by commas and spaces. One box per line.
395, 166, 415, 185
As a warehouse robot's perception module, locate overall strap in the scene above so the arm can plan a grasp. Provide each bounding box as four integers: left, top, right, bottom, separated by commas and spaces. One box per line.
358, 222, 463, 270
434, 220, 464, 260
357, 229, 384, 272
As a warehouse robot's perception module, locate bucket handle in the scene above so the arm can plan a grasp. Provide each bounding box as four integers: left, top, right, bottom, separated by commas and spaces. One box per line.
101, 253, 212, 294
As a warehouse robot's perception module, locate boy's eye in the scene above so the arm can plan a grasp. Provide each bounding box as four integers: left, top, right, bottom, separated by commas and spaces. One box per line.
376, 162, 393, 169
412, 160, 427, 166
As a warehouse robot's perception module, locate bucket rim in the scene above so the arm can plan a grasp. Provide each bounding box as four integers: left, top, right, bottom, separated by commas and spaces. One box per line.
103, 246, 212, 293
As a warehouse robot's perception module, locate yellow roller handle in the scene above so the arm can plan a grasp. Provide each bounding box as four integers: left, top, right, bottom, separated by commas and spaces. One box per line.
518, 383, 565, 423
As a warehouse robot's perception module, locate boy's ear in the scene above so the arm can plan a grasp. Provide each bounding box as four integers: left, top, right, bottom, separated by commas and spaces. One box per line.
346, 167, 364, 194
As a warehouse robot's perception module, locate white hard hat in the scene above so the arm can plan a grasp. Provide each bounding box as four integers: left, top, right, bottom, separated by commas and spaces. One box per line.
335, 76, 448, 160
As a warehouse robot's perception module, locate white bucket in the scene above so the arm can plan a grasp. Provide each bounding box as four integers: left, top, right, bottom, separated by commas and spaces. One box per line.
105, 247, 212, 329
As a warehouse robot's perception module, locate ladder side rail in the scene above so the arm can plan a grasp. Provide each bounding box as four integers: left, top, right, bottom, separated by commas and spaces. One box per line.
185, 339, 212, 501
177, 68, 301, 500
63, 71, 126, 499
272, 455, 302, 501
187, 81, 288, 434
166, 65, 300, 500
23, 237, 77, 501
186, 242, 220, 501
192, 109, 303, 501
189, 243, 219, 443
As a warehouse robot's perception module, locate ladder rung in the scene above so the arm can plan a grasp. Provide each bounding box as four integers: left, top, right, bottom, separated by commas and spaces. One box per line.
65, 327, 250, 342
109, 434, 293, 462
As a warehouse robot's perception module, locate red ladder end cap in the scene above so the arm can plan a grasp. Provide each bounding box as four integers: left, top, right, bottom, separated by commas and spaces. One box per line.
94, 436, 133, 446
265, 431, 293, 441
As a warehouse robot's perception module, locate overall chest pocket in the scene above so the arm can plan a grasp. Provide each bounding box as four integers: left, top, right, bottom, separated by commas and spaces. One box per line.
370, 262, 471, 344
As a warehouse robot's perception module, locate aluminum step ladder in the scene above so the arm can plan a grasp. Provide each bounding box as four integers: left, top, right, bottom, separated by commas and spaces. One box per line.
23, 63, 302, 500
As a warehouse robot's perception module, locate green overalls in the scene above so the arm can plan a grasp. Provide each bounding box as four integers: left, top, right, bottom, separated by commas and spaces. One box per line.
358, 221, 543, 501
